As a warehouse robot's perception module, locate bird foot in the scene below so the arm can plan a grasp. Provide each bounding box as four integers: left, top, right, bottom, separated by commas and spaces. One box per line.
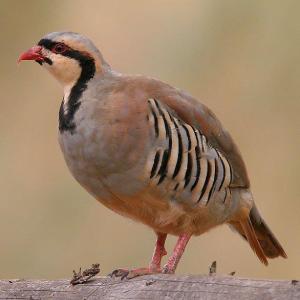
109, 267, 161, 280
161, 265, 175, 274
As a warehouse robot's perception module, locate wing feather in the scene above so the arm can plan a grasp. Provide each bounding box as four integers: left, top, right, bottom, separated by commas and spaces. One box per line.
146, 79, 250, 188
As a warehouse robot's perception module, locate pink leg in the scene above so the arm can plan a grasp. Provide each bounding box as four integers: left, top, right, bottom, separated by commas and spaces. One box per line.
149, 232, 167, 271
162, 233, 191, 274
110, 232, 167, 279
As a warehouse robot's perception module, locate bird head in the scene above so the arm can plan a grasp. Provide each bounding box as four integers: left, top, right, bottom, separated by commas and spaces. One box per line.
18, 32, 109, 89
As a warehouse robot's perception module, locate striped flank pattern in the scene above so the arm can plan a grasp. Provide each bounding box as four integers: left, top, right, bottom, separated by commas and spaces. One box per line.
147, 98, 232, 205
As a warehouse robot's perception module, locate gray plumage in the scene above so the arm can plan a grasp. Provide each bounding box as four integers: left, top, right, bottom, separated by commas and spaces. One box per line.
19, 32, 287, 277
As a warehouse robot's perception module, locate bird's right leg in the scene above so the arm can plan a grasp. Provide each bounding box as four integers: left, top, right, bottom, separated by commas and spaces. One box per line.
110, 232, 167, 279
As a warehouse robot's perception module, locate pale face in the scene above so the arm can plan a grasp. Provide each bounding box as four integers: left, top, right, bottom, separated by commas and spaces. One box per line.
40, 44, 82, 88
18, 32, 103, 89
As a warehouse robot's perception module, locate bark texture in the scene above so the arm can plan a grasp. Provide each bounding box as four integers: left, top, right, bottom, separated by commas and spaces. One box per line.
0, 275, 299, 300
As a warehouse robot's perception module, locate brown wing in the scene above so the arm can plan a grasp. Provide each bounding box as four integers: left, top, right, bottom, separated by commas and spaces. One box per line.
149, 80, 250, 189
117, 75, 250, 188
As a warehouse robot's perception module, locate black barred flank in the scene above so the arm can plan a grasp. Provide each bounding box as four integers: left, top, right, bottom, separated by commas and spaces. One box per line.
172, 117, 183, 179
147, 98, 233, 207
190, 146, 201, 191
150, 151, 160, 178
184, 153, 192, 188
149, 103, 159, 137
154, 99, 170, 138
153, 100, 173, 185
158, 174, 166, 185
181, 124, 191, 151
207, 158, 218, 205
217, 150, 226, 191
197, 159, 211, 203
157, 150, 168, 185
153, 99, 172, 184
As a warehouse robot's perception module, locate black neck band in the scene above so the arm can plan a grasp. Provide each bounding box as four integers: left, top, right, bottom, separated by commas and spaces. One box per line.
38, 39, 96, 133
58, 57, 95, 133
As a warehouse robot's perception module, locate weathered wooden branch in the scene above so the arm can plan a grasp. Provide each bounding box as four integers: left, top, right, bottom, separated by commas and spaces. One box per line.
1, 275, 299, 300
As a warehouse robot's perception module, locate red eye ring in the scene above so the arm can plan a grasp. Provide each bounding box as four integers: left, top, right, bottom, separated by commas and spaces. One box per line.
52, 43, 68, 54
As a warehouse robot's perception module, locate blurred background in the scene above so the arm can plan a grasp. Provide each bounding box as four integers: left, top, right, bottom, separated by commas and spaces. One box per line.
0, 0, 299, 280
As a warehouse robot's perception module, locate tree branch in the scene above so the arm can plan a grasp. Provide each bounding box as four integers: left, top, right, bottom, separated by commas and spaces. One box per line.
1, 275, 299, 300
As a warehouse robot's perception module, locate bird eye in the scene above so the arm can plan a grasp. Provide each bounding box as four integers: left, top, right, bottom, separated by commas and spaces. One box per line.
52, 43, 67, 54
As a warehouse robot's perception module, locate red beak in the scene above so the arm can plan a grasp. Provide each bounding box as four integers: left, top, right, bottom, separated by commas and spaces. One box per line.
18, 45, 44, 63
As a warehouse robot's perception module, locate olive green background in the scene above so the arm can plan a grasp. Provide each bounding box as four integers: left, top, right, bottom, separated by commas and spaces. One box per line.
0, 0, 299, 279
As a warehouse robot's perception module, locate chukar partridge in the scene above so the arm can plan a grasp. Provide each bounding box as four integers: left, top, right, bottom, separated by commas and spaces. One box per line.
19, 32, 287, 278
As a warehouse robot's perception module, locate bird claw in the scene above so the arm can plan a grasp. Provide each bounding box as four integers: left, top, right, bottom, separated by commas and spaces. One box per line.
161, 265, 174, 274
108, 269, 130, 280
109, 267, 160, 279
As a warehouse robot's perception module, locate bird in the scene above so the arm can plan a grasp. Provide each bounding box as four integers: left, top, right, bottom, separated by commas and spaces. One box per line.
18, 32, 287, 279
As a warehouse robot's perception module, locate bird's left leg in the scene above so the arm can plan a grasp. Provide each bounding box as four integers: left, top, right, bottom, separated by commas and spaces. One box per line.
162, 233, 191, 274
110, 232, 167, 279
149, 231, 168, 271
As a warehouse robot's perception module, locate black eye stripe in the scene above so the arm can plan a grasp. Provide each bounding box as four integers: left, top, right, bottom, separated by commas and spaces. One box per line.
38, 39, 61, 52
38, 39, 92, 62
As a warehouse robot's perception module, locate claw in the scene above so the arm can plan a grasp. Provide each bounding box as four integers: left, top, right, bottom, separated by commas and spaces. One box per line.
109, 267, 161, 279
108, 268, 129, 278
124, 271, 137, 280
162, 265, 174, 274
121, 271, 130, 280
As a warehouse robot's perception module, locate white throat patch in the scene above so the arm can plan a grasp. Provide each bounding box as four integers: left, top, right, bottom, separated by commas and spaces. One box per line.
63, 85, 74, 114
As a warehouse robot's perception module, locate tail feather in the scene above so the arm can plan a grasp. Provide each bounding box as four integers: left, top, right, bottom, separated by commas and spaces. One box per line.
229, 204, 287, 264
249, 204, 287, 259
240, 218, 268, 265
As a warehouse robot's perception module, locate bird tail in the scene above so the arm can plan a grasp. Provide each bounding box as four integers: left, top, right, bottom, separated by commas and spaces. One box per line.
229, 204, 287, 265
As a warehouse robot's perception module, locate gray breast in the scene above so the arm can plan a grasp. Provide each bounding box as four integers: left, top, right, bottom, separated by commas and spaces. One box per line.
58, 95, 152, 199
